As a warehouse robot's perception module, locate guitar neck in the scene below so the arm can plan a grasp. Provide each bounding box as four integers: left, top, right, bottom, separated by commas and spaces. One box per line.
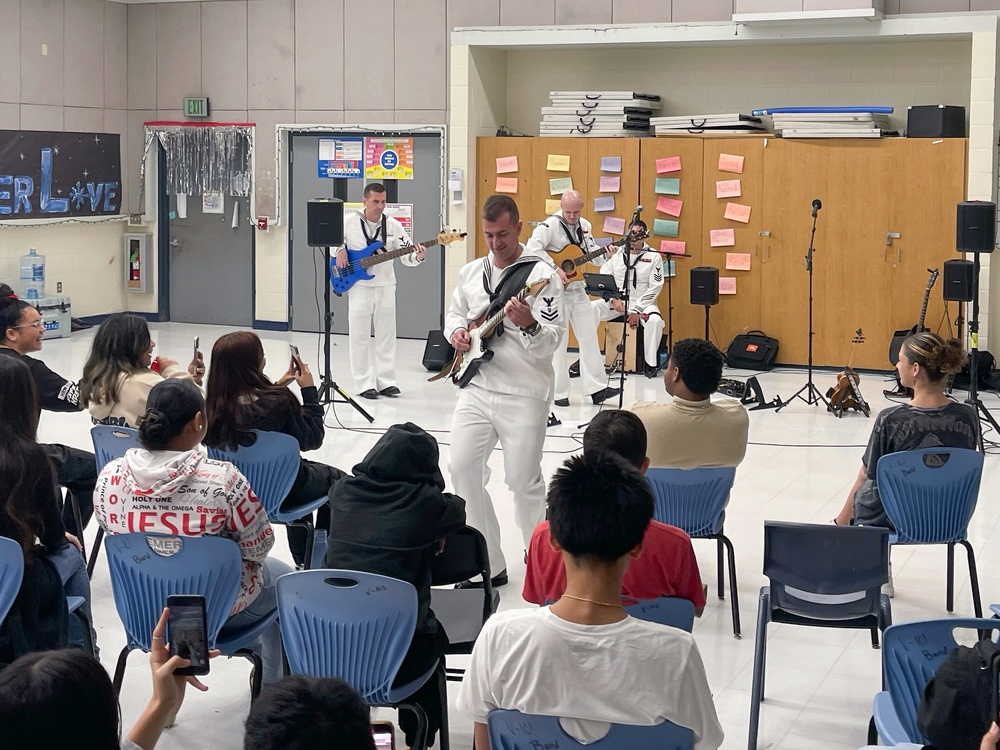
917, 291, 931, 329
479, 287, 532, 338
362, 239, 438, 269
574, 245, 614, 267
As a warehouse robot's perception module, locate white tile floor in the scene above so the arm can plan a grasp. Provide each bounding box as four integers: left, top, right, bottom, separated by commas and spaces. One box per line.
33, 322, 1000, 750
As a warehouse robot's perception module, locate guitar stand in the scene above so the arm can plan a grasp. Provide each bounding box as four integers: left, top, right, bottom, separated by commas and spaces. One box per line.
740, 376, 782, 411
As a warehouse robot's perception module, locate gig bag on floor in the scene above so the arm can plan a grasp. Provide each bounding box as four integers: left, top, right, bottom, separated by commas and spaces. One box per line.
725, 330, 779, 371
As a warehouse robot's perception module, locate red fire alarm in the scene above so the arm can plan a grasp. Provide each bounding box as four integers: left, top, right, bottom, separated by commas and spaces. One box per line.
257, 216, 269, 231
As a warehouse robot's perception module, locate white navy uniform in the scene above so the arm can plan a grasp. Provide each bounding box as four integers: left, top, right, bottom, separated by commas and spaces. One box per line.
341, 210, 421, 394
593, 244, 665, 369
524, 212, 607, 402
444, 249, 564, 575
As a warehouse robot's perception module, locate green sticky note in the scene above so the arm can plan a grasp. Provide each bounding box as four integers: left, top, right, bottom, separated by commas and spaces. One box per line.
653, 218, 679, 238
654, 177, 680, 195
549, 177, 573, 195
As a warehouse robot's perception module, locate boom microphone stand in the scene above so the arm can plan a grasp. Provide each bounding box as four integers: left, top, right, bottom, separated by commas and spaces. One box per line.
777, 199, 830, 412
963, 251, 1000, 450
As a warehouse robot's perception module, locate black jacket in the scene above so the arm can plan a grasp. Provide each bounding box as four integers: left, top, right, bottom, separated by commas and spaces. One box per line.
0, 347, 81, 412
325, 422, 466, 634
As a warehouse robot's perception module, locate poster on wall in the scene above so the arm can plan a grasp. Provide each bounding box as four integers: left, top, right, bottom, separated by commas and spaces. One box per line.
364, 137, 414, 180
345, 202, 413, 235
0, 130, 121, 219
318, 137, 364, 179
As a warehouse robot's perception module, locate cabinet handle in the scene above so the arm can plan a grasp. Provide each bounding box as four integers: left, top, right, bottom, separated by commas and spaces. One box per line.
897, 248, 902, 263
766, 245, 771, 260
754, 244, 758, 257
883, 247, 888, 262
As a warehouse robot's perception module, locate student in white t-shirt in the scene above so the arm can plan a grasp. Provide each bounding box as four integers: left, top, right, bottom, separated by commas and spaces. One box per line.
457, 451, 724, 750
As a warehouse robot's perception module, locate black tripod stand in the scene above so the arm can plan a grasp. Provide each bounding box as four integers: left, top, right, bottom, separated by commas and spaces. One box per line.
663, 251, 692, 353
778, 199, 830, 412
962, 252, 1000, 450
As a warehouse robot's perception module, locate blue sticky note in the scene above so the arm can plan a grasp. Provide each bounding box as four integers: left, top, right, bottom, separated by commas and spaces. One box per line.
654, 177, 681, 195
600, 156, 622, 172
653, 218, 679, 238
594, 195, 615, 213
169, 210, 177, 220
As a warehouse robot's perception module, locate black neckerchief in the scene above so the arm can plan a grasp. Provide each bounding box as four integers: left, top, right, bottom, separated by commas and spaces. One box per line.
481, 256, 542, 338
557, 217, 584, 247
624, 250, 643, 288
359, 213, 387, 248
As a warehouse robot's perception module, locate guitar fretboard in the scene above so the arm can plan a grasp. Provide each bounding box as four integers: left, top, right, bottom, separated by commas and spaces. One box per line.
917, 271, 939, 330
480, 286, 535, 339
361, 239, 440, 269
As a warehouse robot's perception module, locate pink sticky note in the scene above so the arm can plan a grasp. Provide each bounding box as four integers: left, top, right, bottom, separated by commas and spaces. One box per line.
656, 196, 683, 217
710, 229, 736, 247
495, 156, 518, 174
719, 277, 737, 295
599, 175, 620, 193
655, 156, 682, 174
724, 202, 751, 223
660, 240, 686, 256
603, 216, 627, 235
718, 153, 745, 174
716, 180, 742, 199
725, 253, 751, 271
495, 177, 518, 194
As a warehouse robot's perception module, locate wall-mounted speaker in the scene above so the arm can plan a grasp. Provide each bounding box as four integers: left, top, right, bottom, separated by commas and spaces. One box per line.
956, 201, 996, 253
690, 266, 719, 306
307, 198, 345, 247
942, 259, 975, 302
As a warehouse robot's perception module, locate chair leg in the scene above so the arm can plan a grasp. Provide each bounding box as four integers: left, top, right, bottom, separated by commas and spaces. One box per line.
870, 627, 879, 649
399, 702, 429, 750
67, 490, 87, 560
297, 519, 317, 571
719, 534, 741, 638
238, 648, 265, 701
867, 716, 878, 745
112, 645, 132, 695
86, 527, 104, 578
946, 542, 955, 613
716, 538, 725, 599
748, 593, 769, 750
437, 660, 451, 750
959, 539, 984, 618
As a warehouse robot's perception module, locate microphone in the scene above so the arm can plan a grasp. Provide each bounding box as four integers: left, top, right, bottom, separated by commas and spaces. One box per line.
811, 199, 822, 217
632, 205, 644, 221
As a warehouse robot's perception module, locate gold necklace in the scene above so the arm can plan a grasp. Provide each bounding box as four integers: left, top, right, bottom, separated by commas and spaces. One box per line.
560, 594, 624, 609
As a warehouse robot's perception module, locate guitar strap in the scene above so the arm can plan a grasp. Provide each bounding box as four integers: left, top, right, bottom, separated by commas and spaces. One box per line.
481, 256, 542, 339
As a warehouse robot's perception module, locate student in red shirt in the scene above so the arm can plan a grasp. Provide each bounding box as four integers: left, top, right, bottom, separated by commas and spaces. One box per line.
523, 410, 706, 613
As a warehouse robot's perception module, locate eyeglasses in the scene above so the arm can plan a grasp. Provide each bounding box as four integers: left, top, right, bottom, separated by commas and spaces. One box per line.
12, 319, 44, 330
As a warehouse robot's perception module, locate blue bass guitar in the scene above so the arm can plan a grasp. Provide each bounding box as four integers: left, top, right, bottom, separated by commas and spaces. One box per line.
329, 230, 465, 296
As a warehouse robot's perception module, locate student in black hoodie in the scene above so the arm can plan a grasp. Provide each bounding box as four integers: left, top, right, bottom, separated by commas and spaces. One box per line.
0, 284, 97, 538
325, 422, 467, 749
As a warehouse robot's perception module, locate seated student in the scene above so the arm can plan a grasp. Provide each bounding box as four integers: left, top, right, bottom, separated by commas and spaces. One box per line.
243, 676, 376, 750
0, 284, 97, 538
0, 607, 218, 750
458, 451, 724, 750
523, 410, 705, 615
325, 422, 467, 749
81, 312, 203, 428
93, 379, 290, 689
0, 356, 94, 654
205, 331, 347, 567
835, 332, 977, 528
629, 337, 749, 470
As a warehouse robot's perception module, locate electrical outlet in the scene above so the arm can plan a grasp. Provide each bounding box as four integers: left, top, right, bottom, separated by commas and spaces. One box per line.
56, 281, 62, 293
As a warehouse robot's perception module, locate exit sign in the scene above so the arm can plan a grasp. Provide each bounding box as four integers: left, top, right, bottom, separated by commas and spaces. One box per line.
184, 97, 210, 118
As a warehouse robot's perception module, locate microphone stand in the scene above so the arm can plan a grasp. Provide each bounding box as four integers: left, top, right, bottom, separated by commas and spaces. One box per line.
777, 201, 830, 412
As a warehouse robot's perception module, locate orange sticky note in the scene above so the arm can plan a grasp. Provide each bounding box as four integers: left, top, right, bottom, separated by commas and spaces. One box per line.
719, 277, 737, 295
495, 177, 518, 194
656, 196, 683, 217
660, 240, 686, 255
710, 229, 735, 247
725, 253, 751, 271
718, 153, 745, 174
655, 156, 682, 174
495, 156, 518, 174
724, 202, 751, 223
716, 180, 742, 199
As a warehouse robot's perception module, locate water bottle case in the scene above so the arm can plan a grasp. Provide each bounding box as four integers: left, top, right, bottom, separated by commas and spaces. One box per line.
19, 247, 45, 300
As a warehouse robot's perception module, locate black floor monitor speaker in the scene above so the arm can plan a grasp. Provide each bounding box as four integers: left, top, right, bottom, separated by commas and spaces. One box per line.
943, 259, 975, 302
307, 198, 345, 247
690, 266, 719, 306
422, 330, 455, 372
956, 201, 996, 253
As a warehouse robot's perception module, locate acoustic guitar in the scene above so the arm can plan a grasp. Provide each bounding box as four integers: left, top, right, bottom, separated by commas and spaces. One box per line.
429, 276, 553, 388
329, 230, 466, 296
827, 329, 870, 418
548, 231, 649, 282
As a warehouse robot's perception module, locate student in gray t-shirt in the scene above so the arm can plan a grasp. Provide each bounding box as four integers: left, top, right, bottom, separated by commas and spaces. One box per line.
834, 332, 978, 528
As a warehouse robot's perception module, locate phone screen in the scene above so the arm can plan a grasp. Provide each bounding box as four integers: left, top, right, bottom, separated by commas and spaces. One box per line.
166, 595, 210, 676
289, 344, 301, 374
193, 336, 200, 361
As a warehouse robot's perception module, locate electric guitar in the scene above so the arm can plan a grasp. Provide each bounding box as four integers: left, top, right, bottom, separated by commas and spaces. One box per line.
430, 277, 553, 388
329, 230, 466, 296
548, 231, 649, 281
888, 268, 939, 365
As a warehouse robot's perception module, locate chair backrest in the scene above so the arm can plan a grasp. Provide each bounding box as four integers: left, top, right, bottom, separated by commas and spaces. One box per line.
276, 569, 418, 704
0, 537, 24, 625
205, 430, 299, 521
883, 618, 999, 744
763, 521, 889, 621
487, 709, 694, 750
90, 425, 141, 472
645, 467, 736, 537
624, 596, 696, 632
104, 533, 241, 651
430, 526, 498, 649
876, 448, 984, 544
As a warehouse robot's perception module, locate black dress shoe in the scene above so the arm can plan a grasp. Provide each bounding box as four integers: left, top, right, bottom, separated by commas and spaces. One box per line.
455, 569, 508, 589
591, 387, 622, 405
645, 365, 660, 379
568, 360, 581, 378
554, 398, 569, 407
359, 389, 379, 399
379, 386, 401, 397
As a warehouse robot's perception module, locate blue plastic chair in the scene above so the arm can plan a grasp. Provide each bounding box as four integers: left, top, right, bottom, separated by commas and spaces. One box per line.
876, 447, 984, 617
0, 536, 24, 626
277, 569, 446, 750
207, 430, 328, 569
104, 533, 277, 699
624, 596, 696, 632
487, 709, 694, 750
871, 617, 999, 746
87, 426, 142, 577
645, 466, 740, 637
749, 521, 891, 750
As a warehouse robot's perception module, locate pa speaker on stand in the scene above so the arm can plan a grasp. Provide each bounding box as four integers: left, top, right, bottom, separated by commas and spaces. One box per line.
690, 266, 719, 341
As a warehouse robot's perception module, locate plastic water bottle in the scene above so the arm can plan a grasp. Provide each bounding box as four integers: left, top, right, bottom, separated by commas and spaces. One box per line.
19, 247, 45, 300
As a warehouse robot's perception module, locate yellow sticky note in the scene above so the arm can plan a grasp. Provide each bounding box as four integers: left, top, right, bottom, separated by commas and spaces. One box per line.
724, 202, 752, 223
547, 154, 571, 172
545, 199, 561, 214
495, 177, 518, 194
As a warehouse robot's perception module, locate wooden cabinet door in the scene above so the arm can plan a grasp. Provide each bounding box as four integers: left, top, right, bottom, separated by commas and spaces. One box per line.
474, 137, 536, 257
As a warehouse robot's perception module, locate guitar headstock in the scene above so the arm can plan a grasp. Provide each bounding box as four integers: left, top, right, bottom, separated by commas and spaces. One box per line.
926, 268, 939, 289
437, 230, 467, 246
523, 276, 553, 299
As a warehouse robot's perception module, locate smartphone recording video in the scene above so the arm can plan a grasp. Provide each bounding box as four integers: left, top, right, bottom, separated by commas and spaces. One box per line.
166, 594, 210, 676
